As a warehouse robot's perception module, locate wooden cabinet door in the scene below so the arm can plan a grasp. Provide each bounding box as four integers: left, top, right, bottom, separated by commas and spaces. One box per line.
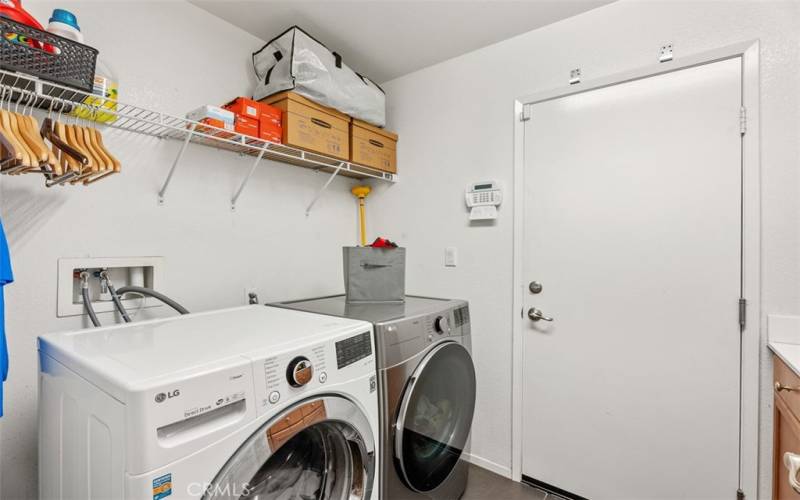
774, 377, 800, 499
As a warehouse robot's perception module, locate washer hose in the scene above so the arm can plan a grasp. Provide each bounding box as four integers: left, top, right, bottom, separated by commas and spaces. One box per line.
100, 271, 132, 323
80, 272, 101, 327
107, 281, 132, 323
113, 286, 189, 316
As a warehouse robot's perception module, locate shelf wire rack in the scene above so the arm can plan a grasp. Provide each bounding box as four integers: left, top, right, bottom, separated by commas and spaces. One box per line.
0, 69, 397, 211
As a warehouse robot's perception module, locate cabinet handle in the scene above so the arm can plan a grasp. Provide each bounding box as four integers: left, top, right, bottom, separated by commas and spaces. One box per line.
785, 452, 800, 493
776, 381, 800, 392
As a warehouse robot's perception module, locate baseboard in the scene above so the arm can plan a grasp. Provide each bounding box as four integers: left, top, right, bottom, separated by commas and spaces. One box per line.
462, 452, 512, 478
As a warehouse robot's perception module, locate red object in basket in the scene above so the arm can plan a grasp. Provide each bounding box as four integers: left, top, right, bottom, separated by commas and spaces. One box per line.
370, 237, 398, 248
0, 1, 44, 30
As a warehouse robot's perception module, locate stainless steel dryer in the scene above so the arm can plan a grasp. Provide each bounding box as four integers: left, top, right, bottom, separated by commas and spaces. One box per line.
271, 295, 476, 500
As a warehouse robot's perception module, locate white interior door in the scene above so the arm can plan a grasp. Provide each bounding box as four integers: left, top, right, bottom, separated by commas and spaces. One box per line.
521, 58, 743, 500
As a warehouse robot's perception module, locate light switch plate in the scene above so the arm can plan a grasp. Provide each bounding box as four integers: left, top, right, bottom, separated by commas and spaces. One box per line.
445, 247, 458, 267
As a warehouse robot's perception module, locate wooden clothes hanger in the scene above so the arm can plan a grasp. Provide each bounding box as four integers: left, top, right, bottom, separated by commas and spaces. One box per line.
93, 129, 120, 171
4, 90, 53, 178
17, 94, 50, 168
54, 118, 82, 175
0, 87, 25, 172
65, 120, 96, 183
81, 104, 120, 184
3, 92, 34, 173
16, 91, 74, 187
0, 86, 121, 187
41, 109, 84, 186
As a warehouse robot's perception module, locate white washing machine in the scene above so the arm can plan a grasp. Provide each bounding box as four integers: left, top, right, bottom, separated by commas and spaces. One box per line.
38, 305, 380, 500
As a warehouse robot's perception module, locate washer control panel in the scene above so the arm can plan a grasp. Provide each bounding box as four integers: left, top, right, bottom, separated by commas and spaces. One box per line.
251, 329, 374, 416
433, 315, 451, 335
335, 331, 372, 369
424, 305, 471, 342
287, 356, 314, 387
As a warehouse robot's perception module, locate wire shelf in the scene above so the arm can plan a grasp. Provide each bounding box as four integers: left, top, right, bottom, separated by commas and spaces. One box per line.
0, 68, 397, 209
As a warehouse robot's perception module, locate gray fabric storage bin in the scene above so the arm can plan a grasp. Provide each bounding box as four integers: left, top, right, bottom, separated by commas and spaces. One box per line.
343, 246, 406, 303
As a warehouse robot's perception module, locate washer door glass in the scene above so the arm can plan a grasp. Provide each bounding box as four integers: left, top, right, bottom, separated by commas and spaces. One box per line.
204, 396, 374, 500
396, 341, 477, 492
242, 422, 353, 499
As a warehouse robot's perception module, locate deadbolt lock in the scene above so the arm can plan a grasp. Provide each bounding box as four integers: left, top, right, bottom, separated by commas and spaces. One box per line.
529, 281, 543, 294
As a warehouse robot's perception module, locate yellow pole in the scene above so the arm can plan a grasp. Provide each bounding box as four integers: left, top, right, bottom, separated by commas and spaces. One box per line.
351, 185, 371, 246
358, 198, 367, 246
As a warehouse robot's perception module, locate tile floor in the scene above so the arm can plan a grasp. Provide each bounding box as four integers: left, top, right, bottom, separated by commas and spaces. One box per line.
462, 464, 560, 500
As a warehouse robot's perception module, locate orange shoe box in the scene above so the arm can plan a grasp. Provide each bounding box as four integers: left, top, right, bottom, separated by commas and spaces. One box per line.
224, 97, 262, 120
234, 115, 259, 138
260, 128, 282, 144
259, 120, 282, 144
259, 102, 281, 126
258, 102, 282, 143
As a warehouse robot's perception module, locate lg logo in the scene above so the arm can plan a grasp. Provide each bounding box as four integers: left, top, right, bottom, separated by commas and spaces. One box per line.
155, 389, 180, 403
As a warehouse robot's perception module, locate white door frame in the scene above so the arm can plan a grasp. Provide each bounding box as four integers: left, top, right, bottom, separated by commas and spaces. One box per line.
511, 40, 761, 496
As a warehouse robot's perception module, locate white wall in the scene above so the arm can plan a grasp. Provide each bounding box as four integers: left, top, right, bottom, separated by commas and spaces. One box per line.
374, 0, 800, 494
3, 1, 798, 498
0, 3, 364, 498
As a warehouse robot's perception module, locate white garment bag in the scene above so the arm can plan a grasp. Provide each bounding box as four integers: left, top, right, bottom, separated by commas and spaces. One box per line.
253, 26, 386, 127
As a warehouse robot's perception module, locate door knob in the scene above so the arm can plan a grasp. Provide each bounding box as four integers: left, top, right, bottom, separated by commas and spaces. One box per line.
528, 308, 553, 322
776, 381, 800, 392
785, 452, 800, 493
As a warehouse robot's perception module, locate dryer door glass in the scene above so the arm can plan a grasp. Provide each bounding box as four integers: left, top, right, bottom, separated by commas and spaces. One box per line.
204, 396, 375, 500
395, 341, 477, 493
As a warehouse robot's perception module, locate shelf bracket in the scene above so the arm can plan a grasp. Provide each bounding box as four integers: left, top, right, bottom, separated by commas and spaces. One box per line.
158, 123, 196, 205
231, 148, 267, 210
306, 163, 345, 216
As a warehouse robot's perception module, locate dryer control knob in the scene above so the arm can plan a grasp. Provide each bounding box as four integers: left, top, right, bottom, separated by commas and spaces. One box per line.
434, 316, 450, 334
287, 356, 314, 387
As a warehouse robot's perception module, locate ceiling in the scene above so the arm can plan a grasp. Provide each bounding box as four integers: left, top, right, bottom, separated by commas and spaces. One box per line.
191, 1, 615, 83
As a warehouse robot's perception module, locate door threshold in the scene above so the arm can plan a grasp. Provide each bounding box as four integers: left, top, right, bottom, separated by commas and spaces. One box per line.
521, 475, 589, 500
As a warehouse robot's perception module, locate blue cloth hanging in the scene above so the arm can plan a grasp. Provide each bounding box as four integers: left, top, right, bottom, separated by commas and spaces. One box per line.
0, 218, 13, 417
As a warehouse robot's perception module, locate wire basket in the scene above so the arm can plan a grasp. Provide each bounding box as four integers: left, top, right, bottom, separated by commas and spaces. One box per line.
0, 17, 97, 93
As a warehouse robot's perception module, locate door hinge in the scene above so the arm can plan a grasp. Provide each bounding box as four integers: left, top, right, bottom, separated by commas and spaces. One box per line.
739, 298, 747, 329
658, 43, 674, 63
740, 106, 747, 135
736, 488, 745, 500
520, 105, 531, 122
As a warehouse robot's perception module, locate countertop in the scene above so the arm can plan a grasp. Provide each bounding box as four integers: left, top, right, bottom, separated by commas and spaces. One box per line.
769, 341, 800, 378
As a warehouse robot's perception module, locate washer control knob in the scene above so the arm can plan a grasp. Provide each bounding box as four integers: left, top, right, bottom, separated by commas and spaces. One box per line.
434, 316, 450, 334
318, 371, 328, 384
287, 356, 313, 387
268, 391, 280, 404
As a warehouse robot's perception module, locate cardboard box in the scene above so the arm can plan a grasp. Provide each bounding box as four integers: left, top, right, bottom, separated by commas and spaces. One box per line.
224, 97, 262, 120
259, 91, 349, 160
350, 119, 398, 173
234, 115, 259, 138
